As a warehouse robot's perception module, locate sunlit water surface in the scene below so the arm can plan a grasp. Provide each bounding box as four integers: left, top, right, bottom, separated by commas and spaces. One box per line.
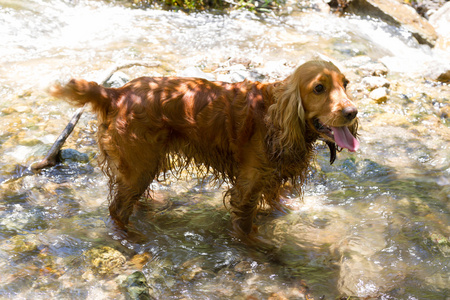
0, 0, 449, 298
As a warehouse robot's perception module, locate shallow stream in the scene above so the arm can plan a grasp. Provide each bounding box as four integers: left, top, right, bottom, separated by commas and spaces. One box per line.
0, 0, 449, 298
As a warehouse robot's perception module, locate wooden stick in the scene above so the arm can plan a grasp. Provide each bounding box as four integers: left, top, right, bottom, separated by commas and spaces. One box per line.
30, 106, 85, 171
99, 61, 161, 85
31, 61, 161, 172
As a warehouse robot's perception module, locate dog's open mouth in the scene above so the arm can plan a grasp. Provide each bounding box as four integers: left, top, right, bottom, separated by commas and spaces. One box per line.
313, 119, 359, 152
314, 119, 359, 164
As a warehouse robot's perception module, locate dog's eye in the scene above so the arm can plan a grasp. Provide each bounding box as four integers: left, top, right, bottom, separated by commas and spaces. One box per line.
313, 84, 325, 94
343, 80, 349, 89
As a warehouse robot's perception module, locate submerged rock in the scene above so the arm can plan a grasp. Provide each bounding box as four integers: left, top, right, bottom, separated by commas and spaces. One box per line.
338, 255, 385, 297
84, 246, 126, 276
1, 234, 40, 253
430, 233, 450, 256
122, 271, 154, 300
128, 252, 152, 270
179, 256, 211, 281
59, 148, 89, 164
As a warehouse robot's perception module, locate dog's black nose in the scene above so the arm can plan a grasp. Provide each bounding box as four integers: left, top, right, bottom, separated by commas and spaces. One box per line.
342, 106, 358, 121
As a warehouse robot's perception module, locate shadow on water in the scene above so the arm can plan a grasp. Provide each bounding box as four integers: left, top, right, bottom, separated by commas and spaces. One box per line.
122, 190, 318, 298
0, 0, 449, 297
87, 139, 447, 298
1, 132, 448, 298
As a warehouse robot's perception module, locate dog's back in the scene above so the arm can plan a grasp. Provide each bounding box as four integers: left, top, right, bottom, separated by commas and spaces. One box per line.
52, 76, 271, 180
52, 77, 270, 154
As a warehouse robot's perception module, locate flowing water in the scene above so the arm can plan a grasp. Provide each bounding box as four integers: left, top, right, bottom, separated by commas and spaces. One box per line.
0, 0, 449, 298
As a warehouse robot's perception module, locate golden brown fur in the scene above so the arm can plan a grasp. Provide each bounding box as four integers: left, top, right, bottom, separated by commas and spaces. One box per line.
51, 60, 359, 241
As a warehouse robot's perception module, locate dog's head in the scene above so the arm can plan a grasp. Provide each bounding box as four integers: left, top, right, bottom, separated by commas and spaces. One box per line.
293, 60, 359, 157
268, 60, 359, 162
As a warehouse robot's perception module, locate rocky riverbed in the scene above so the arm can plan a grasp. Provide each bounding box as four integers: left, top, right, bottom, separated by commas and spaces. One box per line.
0, 0, 449, 298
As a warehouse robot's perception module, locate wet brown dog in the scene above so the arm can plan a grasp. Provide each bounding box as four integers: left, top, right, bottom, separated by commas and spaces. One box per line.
51, 60, 359, 241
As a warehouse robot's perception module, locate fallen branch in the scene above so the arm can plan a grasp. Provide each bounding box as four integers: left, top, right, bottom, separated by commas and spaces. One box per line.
30, 106, 85, 171
99, 61, 162, 85
31, 61, 161, 172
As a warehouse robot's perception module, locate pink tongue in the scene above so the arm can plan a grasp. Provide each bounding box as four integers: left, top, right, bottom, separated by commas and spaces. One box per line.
331, 126, 359, 152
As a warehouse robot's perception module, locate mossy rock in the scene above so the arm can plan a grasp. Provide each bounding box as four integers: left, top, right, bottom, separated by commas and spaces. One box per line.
84, 246, 126, 276
60, 149, 89, 164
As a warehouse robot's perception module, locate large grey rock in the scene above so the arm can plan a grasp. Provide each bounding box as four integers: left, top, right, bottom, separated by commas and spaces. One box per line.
346, 0, 438, 47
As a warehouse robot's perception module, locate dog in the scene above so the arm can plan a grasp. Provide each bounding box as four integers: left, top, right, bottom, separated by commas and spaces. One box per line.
51, 60, 359, 241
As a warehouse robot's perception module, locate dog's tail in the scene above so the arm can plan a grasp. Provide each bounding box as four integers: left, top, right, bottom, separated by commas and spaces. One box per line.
50, 79, 114, 115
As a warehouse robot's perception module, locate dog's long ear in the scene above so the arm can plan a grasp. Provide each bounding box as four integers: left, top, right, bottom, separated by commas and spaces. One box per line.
267, 74, 306, 154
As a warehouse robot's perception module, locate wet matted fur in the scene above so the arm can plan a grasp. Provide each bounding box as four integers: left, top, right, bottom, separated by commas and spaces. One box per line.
51, 60, 359, 241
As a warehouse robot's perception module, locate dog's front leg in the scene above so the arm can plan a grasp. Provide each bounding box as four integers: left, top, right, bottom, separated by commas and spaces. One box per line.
229, 187, 261, 237
229, 165, 266, 241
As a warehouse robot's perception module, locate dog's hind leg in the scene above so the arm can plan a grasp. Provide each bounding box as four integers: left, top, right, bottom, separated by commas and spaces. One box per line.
108, 156, 162, 231
109, 177, 150, 230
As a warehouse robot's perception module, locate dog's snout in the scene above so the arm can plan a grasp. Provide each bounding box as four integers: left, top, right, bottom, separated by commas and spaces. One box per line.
342, 106, 358, 121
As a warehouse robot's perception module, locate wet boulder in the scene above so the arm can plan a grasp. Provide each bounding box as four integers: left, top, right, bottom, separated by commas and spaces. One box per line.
428, 1, 450, 82
369, 87, 389, 103
436, 70, 450, 83
59, 148, 89, 164
423, 65, 450, 83
342, 0, 438, 47
429, 1, 450, 51
105, 71, 130, 88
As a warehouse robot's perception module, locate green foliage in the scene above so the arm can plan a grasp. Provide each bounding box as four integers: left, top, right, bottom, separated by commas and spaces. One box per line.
234, 0, 279, 12
131, 0, 282, 11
